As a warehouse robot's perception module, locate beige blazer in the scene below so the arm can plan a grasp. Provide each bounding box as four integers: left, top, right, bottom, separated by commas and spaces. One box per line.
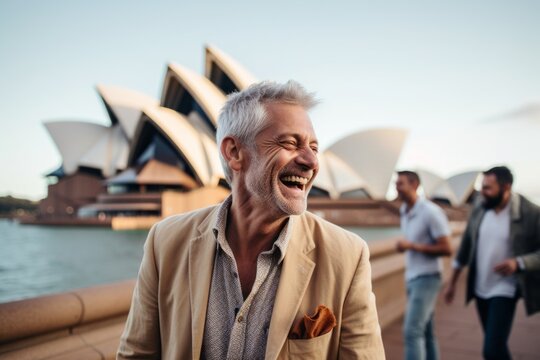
117, 205, 385, 359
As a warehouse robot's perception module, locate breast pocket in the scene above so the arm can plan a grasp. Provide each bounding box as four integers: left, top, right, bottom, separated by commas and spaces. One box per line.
287, 330, 333, 359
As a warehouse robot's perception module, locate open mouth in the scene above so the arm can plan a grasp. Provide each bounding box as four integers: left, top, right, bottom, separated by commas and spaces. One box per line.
280, 175, 310, 191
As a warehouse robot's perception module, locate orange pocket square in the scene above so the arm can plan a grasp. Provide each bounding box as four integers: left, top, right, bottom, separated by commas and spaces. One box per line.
289, 305, 337, 339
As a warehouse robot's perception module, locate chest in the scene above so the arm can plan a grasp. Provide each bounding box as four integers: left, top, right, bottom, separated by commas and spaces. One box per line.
477, 212, 512, 257
401, 212, 433, 243
203, 252, 282, 359
236, 258, 258, 299
478, 211, 510, 243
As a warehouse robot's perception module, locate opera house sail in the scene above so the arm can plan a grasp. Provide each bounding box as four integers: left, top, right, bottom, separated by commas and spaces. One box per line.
31, 45, 470, 229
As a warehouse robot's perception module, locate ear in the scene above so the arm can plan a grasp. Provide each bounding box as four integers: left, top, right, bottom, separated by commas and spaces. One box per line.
220, 136, 244, 173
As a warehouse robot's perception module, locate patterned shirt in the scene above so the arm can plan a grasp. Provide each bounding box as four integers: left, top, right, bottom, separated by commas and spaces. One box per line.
201, 196, 293, 360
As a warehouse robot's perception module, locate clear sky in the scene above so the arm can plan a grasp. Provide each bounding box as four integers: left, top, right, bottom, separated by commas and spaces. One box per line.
1, 0, 539, 202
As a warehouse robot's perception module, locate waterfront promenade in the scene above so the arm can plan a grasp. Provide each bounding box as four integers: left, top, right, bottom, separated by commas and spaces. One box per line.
382, 272, 540, 360
2, 228, 539, 359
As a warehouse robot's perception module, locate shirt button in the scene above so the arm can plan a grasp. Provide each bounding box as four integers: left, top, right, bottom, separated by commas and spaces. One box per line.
232, 272, 238, 278
237, 315, 244, 323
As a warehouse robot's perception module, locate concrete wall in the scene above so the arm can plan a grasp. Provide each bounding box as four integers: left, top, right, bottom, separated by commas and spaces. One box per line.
0, 225, 465, 359
0, 281, 134, 360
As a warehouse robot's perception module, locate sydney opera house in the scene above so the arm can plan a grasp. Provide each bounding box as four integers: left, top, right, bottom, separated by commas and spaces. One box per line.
34, 45, 478, 229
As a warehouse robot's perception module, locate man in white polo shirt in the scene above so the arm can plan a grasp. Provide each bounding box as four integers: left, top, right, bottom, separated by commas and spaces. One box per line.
395, 171, 453, 360
444, 166, 540, 360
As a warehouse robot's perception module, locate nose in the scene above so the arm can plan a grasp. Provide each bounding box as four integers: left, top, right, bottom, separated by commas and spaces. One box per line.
296, 146, 318, 171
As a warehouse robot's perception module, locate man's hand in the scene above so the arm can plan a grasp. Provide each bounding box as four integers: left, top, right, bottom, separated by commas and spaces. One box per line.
444, 268, 462, 306
443, 284, 456, 304
396, 239, 414, 253
494, 258, 518, 276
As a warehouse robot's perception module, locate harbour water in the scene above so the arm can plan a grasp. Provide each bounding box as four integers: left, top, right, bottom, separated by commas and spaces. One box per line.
0, 219, 401, 304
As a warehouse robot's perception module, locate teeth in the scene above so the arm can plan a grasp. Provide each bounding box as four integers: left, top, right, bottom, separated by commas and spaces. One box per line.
281, 175, 309, 185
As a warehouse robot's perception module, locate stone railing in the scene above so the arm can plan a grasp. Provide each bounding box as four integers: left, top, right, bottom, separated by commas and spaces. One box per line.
0, 223, 465, 359
0, 281, 135, 360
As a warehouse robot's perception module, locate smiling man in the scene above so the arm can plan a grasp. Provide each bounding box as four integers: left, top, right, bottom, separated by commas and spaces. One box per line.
117, 81, 384, 359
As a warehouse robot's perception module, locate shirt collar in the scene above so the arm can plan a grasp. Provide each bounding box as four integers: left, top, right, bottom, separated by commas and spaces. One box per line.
486, 197, 511, 217
400, 197, 425, 217
212, 195, 293, 264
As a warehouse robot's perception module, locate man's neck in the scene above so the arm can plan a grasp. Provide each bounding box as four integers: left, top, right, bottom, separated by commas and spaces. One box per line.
226, 196, 289, 261
405, 194, 418, 212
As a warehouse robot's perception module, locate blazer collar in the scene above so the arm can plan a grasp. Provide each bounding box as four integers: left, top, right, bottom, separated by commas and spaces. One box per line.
265, 213, 316, 360
188, 208, 317, 360
189, 206, 220, 360
510, 192, 521, 222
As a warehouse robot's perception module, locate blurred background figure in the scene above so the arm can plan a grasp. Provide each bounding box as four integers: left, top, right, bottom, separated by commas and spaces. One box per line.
444, 166, 540, 360
395, 170, 453, 360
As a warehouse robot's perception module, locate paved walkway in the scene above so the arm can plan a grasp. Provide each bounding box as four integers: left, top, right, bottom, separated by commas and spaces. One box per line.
382, 274, 540, 360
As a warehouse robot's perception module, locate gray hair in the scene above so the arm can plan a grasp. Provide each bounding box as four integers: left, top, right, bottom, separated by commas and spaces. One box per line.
216, 80, 319, 184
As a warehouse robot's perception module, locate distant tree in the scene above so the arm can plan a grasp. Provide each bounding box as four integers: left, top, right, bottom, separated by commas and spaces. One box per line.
0, 196, 39, 216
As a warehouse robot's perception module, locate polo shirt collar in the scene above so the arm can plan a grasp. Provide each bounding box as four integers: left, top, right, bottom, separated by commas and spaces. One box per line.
400, 196, 426, 217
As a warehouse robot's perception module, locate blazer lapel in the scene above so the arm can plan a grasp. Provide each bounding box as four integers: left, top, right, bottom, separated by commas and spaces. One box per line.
510, 192, 521, 222
509, 193, 522, 249
265, 215, 316, 360
471, 206, 486, 247
189, 209, 219, 360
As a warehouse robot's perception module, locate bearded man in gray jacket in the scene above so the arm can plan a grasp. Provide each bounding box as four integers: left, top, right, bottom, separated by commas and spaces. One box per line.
444, 166, 540, 360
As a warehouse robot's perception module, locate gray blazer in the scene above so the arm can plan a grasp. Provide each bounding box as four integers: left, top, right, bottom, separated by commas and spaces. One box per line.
456, 193, 540, 315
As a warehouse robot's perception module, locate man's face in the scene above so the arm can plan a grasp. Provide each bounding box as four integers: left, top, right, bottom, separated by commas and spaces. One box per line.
243, 102, 319, 216
481, 174, 505, 209
395, 175, 416, 202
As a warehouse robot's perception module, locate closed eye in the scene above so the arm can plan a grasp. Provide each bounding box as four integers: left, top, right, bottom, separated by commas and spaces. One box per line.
280, 140, 297, 149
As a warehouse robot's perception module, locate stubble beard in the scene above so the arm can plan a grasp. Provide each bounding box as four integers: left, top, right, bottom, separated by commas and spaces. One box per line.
246, 158, 307, 217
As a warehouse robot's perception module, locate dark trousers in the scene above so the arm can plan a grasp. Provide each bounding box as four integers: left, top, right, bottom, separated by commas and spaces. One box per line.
475, 296, 518, 360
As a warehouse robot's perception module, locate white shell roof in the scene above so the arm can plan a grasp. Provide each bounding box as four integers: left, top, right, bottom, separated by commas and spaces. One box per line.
415, 169, 457, 204
199, 132, 226, 183
446, 171, 480, 205
187, 111, 216, 140
314, 151, 368, 198
44, 121, 111, 175
416, 169, 447, 197
77, 125, 129, 177
96, 85, 157, 141
204, 45, 257, 91
431, 181, 458, 205
135, 106, 223, 186
312, 154, 338, 198
416, 169, 480, 206
162, 63, 226, 128
326, 128, 408, 199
